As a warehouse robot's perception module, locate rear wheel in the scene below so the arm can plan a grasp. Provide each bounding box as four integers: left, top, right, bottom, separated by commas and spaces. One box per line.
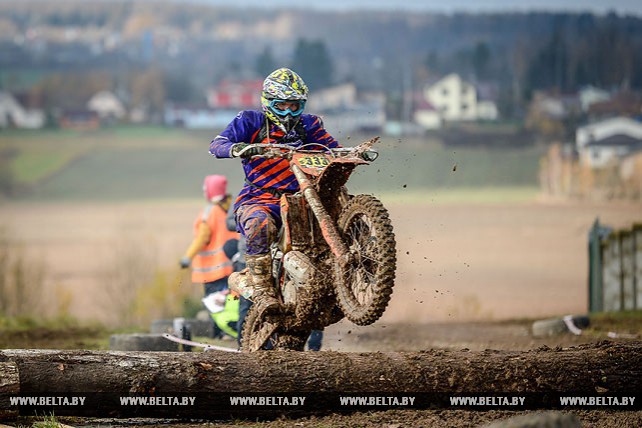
240, 305, 278, 352
336, 194, 396, 326
240, 305, 310, 352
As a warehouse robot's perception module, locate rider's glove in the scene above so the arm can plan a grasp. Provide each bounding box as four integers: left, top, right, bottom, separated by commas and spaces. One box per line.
231, 143, 262, 158
179, 257, 191, 269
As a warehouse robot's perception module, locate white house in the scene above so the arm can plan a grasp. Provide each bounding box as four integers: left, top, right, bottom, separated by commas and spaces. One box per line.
87, 91, 126, 121
414, 74, 499, 130
0, 92, 45, 129
576, 117, 642, 168
579, 86, 611, 112
477, 100, 499, 121
306, 83, 357, 111
529, 91, 581, 120
413, 91, 441, 130
307, 83, 386, 134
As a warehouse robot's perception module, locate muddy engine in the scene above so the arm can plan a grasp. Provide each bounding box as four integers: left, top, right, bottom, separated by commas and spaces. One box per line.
281, 250, 315, 305
281, 250, 338, 328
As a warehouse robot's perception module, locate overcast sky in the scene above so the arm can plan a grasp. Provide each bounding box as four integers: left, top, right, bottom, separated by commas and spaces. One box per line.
182, 0, 642, 16
7, 0, 642, 16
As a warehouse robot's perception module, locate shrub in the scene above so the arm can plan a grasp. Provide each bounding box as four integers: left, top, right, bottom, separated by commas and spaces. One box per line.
0, 227, 46, 318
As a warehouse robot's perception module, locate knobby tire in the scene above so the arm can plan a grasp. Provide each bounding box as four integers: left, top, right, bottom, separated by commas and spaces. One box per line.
240, 304, 310, 352
336, 194, 396, 326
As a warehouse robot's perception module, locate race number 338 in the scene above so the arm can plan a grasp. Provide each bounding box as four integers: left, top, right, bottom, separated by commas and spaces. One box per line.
297, 155, 330, 168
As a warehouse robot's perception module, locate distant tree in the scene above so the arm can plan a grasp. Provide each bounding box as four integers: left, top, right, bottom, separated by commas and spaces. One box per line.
229, 61, 242, 75
255, 46, 277, 77
33, 71, 112, 110
472, 42, 491, 80
524, 28, 569, 93
291, 38, 333, 91
129, 68, 165, 114
632, 43, 642, 89
594, 17, 634, 88
425, 50, 439, 71
452, 48, 474, 78
163, 72, 197, 103
123, 11, 158, 38
510, 37, 531, 110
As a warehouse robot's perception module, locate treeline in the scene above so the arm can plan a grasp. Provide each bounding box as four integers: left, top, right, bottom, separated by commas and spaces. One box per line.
1, 2, 641, 119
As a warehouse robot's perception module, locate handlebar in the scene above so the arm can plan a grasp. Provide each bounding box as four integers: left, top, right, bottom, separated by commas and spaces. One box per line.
236, 138, 380, 161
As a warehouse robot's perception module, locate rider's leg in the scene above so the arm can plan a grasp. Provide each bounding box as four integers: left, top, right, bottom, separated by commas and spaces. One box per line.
236, 204, 280, 312
307, 330, 323, 351
245, 253, 278, 311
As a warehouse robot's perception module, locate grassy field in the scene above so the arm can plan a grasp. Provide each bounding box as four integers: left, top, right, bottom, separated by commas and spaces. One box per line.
1, 126, 545, 201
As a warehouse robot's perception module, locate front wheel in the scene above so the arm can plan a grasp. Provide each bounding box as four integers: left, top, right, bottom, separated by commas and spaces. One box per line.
336, 194, 396, 326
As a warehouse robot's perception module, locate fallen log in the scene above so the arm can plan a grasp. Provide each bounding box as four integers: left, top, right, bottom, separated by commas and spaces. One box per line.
1, 341, 640, 419
0, 362, 19, 420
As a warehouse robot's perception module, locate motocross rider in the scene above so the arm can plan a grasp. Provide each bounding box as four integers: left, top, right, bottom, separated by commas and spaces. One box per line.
209, 68, 341, 313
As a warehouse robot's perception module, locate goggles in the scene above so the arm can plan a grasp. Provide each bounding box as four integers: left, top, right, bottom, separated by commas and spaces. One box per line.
268, 99, 305, 116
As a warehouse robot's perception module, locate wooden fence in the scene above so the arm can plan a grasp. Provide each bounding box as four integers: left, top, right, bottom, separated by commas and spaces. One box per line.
589, 220, 642, 312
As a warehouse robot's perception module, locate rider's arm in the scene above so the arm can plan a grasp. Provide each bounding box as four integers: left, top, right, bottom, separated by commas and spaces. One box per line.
303, 115, 342, 149
209, 111, 261, 158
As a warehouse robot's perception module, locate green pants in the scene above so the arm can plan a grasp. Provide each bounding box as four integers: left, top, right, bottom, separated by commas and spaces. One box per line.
211, 294, 240, 339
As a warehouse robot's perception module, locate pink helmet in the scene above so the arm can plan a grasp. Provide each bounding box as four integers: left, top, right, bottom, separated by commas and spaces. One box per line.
203, 175, 227, 202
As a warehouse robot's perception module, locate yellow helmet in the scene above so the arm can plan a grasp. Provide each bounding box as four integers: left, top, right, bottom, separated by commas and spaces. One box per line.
261, 68, 308, 130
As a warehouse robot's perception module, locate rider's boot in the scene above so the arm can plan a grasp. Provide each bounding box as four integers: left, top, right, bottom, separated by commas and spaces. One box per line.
245, 253, 280, 313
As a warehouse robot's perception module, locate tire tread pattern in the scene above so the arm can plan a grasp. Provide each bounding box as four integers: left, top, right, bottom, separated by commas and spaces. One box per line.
336, 194, 396, 326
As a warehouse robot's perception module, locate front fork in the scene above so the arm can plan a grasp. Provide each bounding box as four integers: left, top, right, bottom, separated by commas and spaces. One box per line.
290, 164, 352, 268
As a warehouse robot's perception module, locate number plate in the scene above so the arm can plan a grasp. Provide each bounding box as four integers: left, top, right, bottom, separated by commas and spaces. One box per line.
297, 155, 330, 168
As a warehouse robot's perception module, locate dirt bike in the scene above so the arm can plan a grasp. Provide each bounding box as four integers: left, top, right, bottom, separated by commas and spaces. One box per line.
231, 138, 397, 352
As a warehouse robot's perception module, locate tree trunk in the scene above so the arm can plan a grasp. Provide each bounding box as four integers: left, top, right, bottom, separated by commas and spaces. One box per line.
1, 341, 640, 419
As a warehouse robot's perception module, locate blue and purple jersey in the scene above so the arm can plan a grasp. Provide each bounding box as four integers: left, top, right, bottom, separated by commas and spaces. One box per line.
209, 110, 340, 212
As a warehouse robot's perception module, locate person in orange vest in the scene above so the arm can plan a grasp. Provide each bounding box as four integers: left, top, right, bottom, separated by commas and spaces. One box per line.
180, 174, 240, 338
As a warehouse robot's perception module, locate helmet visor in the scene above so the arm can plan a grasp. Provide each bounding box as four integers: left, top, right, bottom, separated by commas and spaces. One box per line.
269, 99, 305, 117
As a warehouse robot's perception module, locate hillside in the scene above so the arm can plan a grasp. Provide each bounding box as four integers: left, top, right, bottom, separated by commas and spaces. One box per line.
1, 127, 543, 201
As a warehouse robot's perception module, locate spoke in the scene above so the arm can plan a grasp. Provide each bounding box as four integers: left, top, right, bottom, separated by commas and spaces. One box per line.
359, 252, 378, 264
355, 221, 367, 241
343, 213, 381, 307
357, 220, 371, 243
362, 268, 376, 283
348, 266, 377, 306
349, 216, 372, 247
